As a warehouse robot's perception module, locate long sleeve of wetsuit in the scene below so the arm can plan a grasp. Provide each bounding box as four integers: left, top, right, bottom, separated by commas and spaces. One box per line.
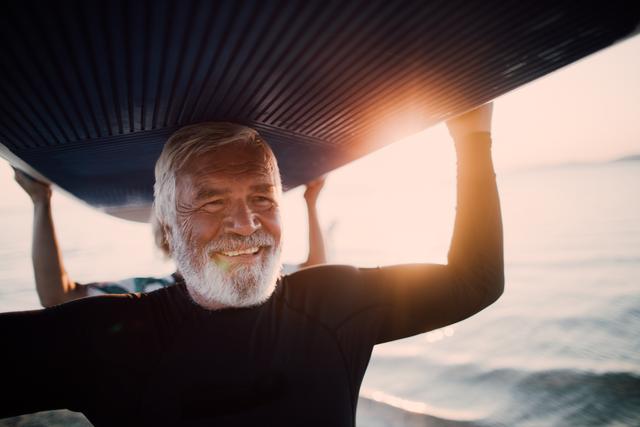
0, 293, 162, 421
280, 131, 504, 346
0, 305, 91, 417
366, 130, 504, 343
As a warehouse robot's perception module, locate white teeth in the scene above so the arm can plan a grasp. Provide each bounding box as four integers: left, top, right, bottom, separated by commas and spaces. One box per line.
221, 247, 260, 257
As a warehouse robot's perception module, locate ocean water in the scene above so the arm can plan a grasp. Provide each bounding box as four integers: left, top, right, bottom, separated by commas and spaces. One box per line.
357, 160, 640, 427
0, 160, 638, 426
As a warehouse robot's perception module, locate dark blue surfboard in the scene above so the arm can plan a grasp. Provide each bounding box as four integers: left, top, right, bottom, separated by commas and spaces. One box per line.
1, 0, 638, 221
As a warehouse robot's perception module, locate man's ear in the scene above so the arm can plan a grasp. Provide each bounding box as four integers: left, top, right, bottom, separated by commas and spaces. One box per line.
162, 223, 173, 255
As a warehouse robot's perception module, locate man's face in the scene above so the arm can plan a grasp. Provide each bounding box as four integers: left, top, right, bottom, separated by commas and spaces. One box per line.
171, 142, 282, 309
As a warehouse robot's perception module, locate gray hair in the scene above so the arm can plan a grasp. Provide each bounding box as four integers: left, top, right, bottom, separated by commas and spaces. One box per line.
151, 213, 170, 257
153, 122, 281, 232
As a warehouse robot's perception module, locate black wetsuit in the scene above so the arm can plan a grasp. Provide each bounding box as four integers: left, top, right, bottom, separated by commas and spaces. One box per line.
0, 133, 503, 426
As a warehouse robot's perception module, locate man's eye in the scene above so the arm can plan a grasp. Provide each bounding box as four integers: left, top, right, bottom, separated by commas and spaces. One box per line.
203, 200, 224, 210
253, 196, 273, 207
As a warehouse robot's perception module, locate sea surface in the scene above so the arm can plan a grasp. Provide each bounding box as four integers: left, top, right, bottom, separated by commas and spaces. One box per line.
0, 160, 639, 426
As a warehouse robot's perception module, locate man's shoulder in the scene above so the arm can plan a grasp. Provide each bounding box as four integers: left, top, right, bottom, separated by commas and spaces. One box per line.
281, 264, 362, 287
47, 282, 191, 334
276, 264, 383, 325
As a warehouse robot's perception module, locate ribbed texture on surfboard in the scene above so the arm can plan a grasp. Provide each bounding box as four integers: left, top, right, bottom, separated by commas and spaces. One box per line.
0, 0, 638, 209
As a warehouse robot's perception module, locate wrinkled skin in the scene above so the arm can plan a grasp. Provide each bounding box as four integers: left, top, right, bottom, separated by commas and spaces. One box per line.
170, 143, 283, 310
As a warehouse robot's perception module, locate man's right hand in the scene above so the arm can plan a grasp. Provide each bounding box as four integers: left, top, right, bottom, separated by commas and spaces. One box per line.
446, 102, 493, 139
13, 168, 52, 203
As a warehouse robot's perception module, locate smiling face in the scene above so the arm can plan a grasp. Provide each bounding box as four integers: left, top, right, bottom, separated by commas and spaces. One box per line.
169, 141, 283, 310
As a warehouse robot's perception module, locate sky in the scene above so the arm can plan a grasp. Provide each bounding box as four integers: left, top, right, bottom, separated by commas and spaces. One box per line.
491, 34, 640, 169
0, 34, 638, 271
364, 33, 640, 173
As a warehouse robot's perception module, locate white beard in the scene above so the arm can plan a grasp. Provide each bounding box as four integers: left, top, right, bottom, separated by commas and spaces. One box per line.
172, 228, 282, 309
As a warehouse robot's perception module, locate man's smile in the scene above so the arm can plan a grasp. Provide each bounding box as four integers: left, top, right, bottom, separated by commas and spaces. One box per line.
220, 247, 260, 257
211, 246, 268, 264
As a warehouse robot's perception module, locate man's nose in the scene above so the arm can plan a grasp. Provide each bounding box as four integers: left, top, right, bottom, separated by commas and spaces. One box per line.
224, 201, 260, 236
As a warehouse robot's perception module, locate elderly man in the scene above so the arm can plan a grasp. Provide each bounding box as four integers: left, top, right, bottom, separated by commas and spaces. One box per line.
1, 103, 503, 426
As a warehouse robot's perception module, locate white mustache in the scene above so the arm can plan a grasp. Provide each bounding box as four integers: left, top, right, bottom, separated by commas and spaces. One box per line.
205, 230, 276, 254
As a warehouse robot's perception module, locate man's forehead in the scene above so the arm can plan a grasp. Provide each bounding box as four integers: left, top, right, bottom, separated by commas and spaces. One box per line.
179, 143, 274, 178
175, 144, 278, 197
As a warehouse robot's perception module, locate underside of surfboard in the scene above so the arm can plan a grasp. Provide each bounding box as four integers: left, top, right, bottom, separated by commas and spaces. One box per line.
1, 0, 639, 221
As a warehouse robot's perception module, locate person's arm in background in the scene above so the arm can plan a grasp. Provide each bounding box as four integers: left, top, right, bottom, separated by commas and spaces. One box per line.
299, 176, 328, 268
13, 169, 87, 307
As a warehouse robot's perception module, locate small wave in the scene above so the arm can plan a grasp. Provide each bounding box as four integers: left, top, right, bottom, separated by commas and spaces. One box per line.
358, 367, 640, 426
500, 369, 640, 426
357, 389, 485, 427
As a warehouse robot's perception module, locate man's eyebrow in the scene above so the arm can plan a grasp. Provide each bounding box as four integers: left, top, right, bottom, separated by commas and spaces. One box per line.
194, 187, 229, 200
251, 184, 276, 192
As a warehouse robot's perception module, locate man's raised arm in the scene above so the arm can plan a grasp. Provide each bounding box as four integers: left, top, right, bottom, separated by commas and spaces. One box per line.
446, 102, 504, 312
365, 102, 504, 343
